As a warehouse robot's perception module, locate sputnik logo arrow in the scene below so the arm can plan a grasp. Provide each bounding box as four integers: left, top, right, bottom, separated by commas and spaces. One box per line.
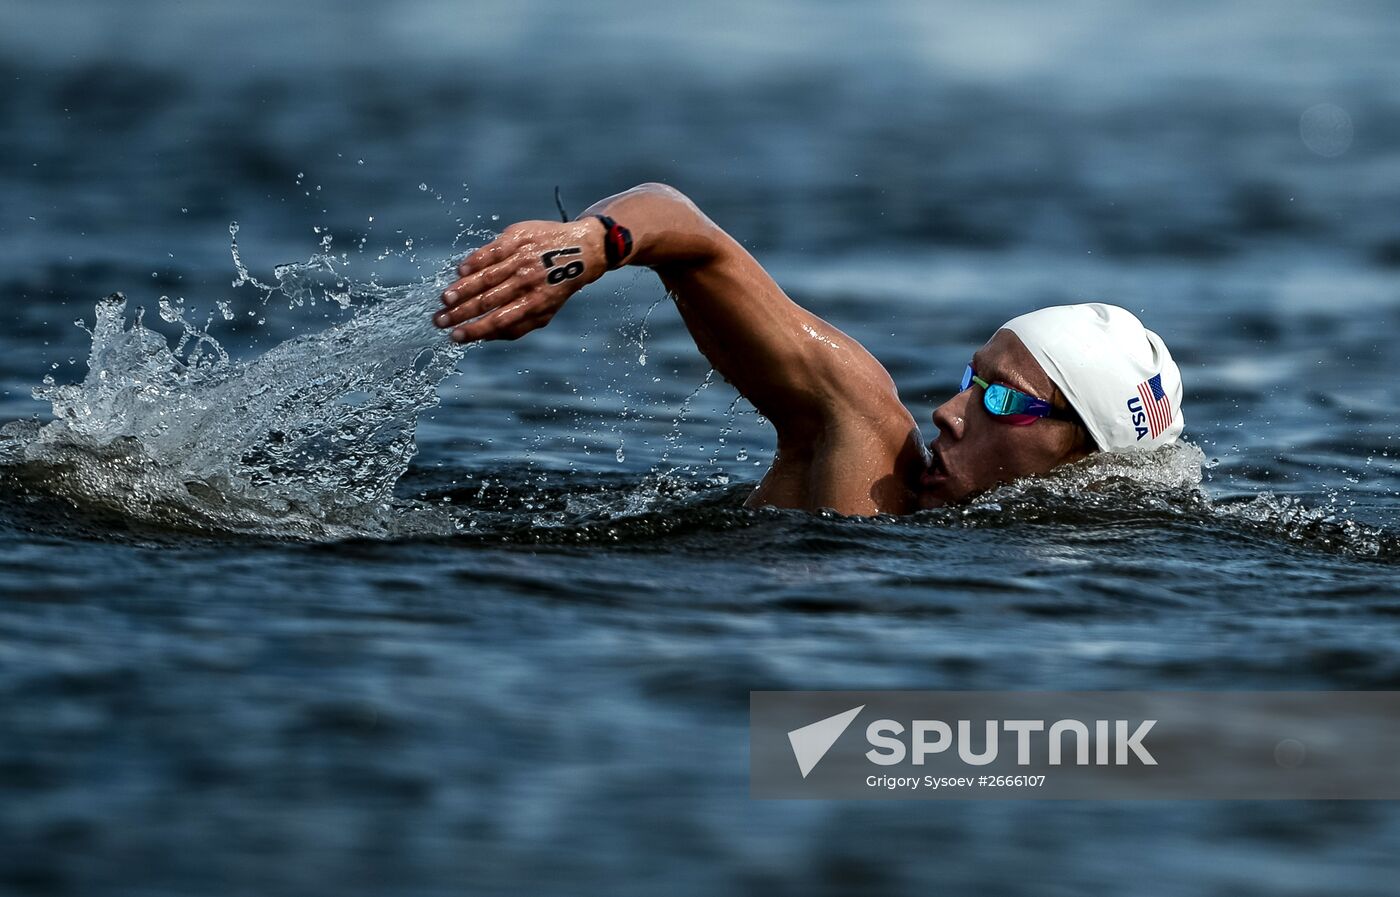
787, 705, 865, 778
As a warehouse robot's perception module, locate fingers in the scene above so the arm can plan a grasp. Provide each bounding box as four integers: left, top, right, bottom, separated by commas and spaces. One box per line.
438, 234, 526, 305
436, 258, 538, 321
441, 259, 520, 306
441, 251, 532, 311
435, 268, 543, 328
456, 230, 525, 278
449, 294, 554, 343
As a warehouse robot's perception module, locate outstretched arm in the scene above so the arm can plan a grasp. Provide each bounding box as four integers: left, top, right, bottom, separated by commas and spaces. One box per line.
433, 183, 907, 444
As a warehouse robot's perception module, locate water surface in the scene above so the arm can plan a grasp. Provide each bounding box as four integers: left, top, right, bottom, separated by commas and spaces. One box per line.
2, 1, 1400, 894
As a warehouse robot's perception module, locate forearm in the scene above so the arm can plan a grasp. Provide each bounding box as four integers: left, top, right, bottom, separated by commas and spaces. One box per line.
577, 183, 722, 270
582, 184, 849, 431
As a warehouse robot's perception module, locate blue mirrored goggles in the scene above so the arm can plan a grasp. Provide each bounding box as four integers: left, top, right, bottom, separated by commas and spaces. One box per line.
960, 364, 1081, 426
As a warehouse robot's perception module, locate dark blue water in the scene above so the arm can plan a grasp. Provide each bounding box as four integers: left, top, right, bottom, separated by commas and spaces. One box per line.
3, 1, 1400, 894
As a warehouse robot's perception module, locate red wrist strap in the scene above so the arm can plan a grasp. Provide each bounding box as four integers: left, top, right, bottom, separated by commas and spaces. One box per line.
593, 215, 633, 269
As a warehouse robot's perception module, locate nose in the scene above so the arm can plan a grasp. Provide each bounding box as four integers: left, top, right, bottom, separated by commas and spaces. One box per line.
932, 389, 973, 441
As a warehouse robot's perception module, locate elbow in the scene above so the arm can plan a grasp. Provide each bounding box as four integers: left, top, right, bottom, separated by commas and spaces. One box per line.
639, 182, 729, 262
631, 182, 704, 220
632, 181, 687, 202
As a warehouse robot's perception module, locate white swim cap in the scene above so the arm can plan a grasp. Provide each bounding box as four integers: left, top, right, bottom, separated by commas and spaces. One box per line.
1001, 303, 1184, 453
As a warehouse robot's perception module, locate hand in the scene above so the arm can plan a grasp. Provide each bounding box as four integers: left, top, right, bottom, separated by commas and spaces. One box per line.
433, 218, 606, 342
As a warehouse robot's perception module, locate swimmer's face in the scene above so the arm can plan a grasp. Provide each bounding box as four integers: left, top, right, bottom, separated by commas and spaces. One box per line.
920, 329, 1091, 509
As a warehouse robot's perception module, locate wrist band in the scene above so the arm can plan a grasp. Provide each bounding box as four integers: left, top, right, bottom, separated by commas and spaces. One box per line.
593, 215, 633, 270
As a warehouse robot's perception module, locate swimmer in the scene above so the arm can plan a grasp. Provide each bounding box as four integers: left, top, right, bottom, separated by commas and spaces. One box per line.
433, 183, 1183, 515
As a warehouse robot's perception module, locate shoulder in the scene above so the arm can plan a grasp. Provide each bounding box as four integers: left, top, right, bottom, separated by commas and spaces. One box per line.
748, 401, 924, 516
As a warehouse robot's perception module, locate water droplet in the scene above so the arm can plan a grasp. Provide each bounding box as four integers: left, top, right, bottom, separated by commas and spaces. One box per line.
616, 445, 626, 463
419, 183, 429, 191
157, 295, 183, 323
1300, 103, 1354, 157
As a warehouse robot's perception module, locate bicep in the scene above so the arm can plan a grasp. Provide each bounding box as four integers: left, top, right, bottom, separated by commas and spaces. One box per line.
654, 236, 904, 438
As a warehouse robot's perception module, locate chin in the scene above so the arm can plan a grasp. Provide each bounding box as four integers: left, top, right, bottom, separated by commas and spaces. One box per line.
918, 491, 951, 510
918, 476, 983, 510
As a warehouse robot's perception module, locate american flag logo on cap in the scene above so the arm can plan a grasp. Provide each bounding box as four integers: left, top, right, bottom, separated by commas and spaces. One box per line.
1135, 373, 1173, 439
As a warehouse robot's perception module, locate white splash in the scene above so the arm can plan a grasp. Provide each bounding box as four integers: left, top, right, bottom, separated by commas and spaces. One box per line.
3, 268, 466, 540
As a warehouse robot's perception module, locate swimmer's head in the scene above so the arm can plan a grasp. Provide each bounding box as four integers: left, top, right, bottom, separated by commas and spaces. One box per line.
920, 303, 1184, 509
